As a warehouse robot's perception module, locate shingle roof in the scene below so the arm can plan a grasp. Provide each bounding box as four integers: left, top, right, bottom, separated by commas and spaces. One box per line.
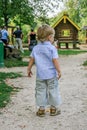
52, 13, 80, 31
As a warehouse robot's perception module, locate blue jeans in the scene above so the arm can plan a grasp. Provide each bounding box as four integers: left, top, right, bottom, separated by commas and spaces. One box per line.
35, 77, 61, 108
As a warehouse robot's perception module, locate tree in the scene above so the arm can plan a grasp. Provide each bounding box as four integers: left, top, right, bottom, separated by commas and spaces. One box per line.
63, 0, 87, 26
62, 0, 87, 43
63, 0, 80, 24
0, 0, 63, 27
0, 0, 35, 27
0, 0, 11, 26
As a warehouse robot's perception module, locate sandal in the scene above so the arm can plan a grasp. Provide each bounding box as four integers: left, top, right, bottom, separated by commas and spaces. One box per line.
36, 109, 45, 117
50, 107, 61, 116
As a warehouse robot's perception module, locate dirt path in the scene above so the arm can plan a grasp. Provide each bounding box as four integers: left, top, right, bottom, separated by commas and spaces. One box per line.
0, 53, 87, 130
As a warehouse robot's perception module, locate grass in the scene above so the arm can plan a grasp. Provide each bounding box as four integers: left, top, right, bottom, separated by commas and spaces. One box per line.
23, 49, 87, 56
24, 49, 87, 56
58, 49, 87, 66
0, 72, 22, 80
4, 59, 28, 68
4, 50, 30, 68
0, 72, 22, 108
83, 60, 87, 66
1, 49, 87, 108
4, 49, 87, 68
22, 50, 31, 57
58, 49, 87, 55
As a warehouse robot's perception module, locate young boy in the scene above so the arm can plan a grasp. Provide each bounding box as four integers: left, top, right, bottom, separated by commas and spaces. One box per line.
27, 24, 61, 117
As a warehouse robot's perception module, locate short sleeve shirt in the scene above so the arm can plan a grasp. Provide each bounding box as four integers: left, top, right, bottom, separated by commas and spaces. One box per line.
31, 41, 59, 80
1, 29, 9, 40
30, 33, 36, 40
13, 30, 22, 38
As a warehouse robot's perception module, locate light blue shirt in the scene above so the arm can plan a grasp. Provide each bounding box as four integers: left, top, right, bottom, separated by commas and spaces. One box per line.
1, 29, 9, 40
31, 41, 59, 80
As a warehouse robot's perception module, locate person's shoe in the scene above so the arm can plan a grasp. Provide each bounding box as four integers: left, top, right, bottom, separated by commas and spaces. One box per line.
50, 107, 61, 116
36, 109, 45, 117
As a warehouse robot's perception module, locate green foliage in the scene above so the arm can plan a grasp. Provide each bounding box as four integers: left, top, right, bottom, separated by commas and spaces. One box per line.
60, 0, 87, 42
12, 0, 35, 27
63, 0, 87, 26
22, 25, 29, 43
63, 0, 80, 25
50, 12, 63, 26
0, 72, 22, 108
0, 0, 11, 26
83, 60, 87, 66
0, 0, 62, 27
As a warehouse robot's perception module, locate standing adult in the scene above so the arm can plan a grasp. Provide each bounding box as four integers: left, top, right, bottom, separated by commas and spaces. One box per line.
1, 26, 9, 45
28, 29, 37, 51
13, 26, 24, 53
1, 26, 12, 58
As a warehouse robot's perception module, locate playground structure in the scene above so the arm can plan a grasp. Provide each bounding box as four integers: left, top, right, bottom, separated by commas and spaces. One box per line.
52, 13, 80, 49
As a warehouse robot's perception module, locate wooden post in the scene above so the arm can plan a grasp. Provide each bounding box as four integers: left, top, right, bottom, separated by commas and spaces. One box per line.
73, 43, 76, 49
86, 29, 87, 44
11, 28, 14, 45
58, 43, 61, 48
66, 43, 69, 49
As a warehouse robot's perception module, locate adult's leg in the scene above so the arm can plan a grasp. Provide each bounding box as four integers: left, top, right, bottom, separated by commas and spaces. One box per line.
14, 38, 19, 49
18, 38, 24, 53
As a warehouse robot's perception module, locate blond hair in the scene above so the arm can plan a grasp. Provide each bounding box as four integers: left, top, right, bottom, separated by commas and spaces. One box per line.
37, 24, 55, 42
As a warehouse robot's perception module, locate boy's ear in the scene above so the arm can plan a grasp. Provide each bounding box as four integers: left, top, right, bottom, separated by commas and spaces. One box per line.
47, 35, 51, 40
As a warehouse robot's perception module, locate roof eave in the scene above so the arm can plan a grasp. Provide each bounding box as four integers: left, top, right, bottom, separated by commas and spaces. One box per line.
52, 15, 80, 31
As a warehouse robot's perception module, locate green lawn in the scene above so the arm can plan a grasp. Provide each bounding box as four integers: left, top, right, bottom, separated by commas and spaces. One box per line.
0, 49, 87, 108
4, 58, 28, 68
0, 72, 22, 108
83, 60, 87, 66
58, 49, 87, 55
23, 49, 87, 56
4, 49, 87, 67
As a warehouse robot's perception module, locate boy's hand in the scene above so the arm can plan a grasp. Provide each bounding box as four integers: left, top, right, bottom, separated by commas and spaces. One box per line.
58, 72, 61, 80
28, 70, 33, 77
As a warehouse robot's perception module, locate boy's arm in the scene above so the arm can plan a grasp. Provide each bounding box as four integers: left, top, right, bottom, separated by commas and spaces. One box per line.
52, 58, 61, 79
27, 57, 34, 77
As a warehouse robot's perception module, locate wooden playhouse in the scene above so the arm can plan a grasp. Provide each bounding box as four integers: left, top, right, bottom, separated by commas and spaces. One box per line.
52, 13, 80, 49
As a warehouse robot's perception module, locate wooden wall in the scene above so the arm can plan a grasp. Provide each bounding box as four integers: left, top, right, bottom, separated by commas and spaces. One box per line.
54, 19, 79, 48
